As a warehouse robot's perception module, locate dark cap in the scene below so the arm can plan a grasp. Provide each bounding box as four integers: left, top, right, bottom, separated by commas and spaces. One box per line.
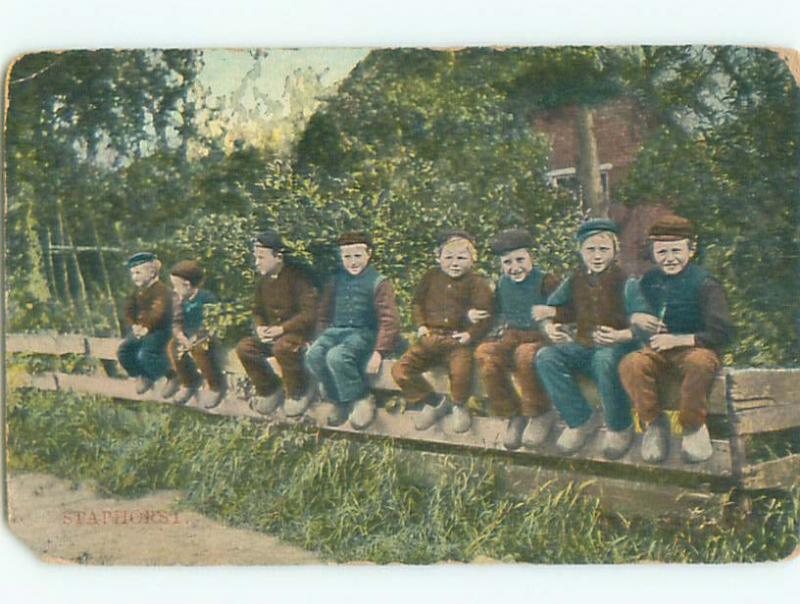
170, 260, 204, 286
127, 252, 157, 269
254, 229, 289, 252
648, 214, 695, 241
336, 231, 373, 248
490, 228, 534, 255
437, 229, 476, 247
576, 218, 619, 244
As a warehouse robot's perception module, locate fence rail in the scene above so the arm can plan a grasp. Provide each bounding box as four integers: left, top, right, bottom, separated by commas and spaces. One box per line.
7, 333, 800, 507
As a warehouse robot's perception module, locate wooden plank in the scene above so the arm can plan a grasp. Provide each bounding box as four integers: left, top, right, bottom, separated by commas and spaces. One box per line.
85, 337, 124, 360
42, 372, 732, 478
735, 403, 800, 435
6, 334, 86, 355
740, 454, 800, 490
728, 368, 800, 405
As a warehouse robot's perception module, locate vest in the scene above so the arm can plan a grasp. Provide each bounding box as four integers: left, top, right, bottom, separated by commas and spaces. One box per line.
331, 266, 384, 330
497, 270, 548, 330
640, 263, 709, 335
181, 289, 215, 337
572, 264, 628, 346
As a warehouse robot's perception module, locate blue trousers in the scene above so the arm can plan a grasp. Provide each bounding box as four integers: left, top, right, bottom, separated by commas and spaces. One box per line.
117, 329, 171, 382
535, 342, 636, 431
306, 327, 376, 405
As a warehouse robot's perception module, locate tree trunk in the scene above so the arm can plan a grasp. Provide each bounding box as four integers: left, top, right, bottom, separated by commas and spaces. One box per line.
54, 210, 77, 313
91, 219, 122, 337
575, 105, 607, 218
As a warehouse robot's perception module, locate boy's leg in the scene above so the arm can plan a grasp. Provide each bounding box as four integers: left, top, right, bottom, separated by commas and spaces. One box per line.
117, 336, 144, 377
272, 333, 310, 399
136, 330, 171, 382
670, 347, 721, 431
306, 330, 344, 403
325, 330, 375, 404
513, 339, 551, 417
168, 338, 201, 388
190, 340, 225, 392
235, 336, 279, 396
535, 343, 594, 428
446, 343, 474, 406
618, 347, 669, 426
590, 345, 635, 432
391, 336, 447, 406
475, 335, 520, 417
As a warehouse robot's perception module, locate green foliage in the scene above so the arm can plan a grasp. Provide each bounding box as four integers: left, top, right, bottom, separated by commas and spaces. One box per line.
7, 389, 799, 563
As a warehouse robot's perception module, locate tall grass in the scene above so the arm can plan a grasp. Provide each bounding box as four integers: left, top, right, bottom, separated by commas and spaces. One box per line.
6, 389, 798, 563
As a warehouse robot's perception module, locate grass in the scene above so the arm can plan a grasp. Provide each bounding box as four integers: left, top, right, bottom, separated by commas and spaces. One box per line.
6, 388, 799, 564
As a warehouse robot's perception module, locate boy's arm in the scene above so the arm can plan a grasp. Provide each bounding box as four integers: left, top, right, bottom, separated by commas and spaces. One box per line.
316, 281, 334, 333
696, 278, 734, 350
281, 274, 319, 335
124, 292, 137, 327
172, 292, 185, 337
466, 275, 494, 341
139, 287, 171, 331
373, 279, 401, 354
542, 273, 562, 298
548, 276, 576, 324
411, 271, 431, 327
252, 280, 268, 327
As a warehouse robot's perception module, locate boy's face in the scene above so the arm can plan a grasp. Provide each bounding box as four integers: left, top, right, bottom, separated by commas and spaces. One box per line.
130, 263, 157, 288
438, 240, 474, 278
652, 239, 694, 276
340, 244, 372, 276
254, 245, 282, 276
170, 275, 194, 300
500, 248, 534, 283
580, 232, 616, 274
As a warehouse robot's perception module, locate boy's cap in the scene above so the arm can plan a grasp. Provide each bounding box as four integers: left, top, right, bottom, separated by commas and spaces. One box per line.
576, 218, 619, 243
336, 231, 373, 248
127, 252, 157, 268
490, 228, 533, 255
437, 229, 476, 246
254, 229, 290, 252
170, 260, 204, 286
648, 214, 694, 241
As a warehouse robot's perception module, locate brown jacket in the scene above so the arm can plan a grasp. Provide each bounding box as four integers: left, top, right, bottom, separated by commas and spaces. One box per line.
124, 280, 172, 332
253, 263, 318, 339
552, 264, 628, 347
412, 268, 494, 341
317, 278, 401, 354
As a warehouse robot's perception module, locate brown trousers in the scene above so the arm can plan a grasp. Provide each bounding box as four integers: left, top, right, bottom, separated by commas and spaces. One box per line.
475, 329, 551, 418
619, 346, 721, 430
391, 333, 474, 405
235, 334, 308, 398
167, 337, 224, 392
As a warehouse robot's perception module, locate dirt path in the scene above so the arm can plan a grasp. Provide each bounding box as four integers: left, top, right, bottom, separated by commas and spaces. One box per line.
5, 472, 323, 565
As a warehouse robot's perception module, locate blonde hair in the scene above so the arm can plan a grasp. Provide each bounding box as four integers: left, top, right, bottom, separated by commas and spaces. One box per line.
578, 231, 619, 255
438, 237, 477, 261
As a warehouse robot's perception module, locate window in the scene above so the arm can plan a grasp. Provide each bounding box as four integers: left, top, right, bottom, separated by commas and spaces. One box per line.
546, 163, 612, 207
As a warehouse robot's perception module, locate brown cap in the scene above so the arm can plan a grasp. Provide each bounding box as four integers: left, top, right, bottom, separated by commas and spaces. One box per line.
648, 215, 694, 241
490, 228, 533, 255
170, 260, 204, 286
336, 231, 373, 248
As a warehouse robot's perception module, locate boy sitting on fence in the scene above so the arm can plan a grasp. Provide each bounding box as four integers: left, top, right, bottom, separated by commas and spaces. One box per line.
474, 228, 561, 450
392, 230, 494, 434
236, 230, 318, 416
306, 232, 402, 429
161, 260, 225, 409
619, 214, 734, 464
534, 219, 648, 459
117, 252, 173, 395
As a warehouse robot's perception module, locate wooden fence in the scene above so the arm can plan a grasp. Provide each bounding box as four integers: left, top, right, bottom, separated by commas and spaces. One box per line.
7, 333, 800, 515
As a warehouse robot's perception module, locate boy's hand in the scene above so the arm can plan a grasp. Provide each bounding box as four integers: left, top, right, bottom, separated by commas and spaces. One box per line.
176, 332, 192, 351
467, 309, 490, 324
650, 333, 695, 351
417, 326, 431, 338
452, 331, 471, 345
544, 322, 573, 344
264, 325, 285, 340
630, 312, 663, 334
592, 326, 631, 346
132, 324, 148, 338
256, 325, 271, 342
366, 351, 383, 375
532, 305, 556, 322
